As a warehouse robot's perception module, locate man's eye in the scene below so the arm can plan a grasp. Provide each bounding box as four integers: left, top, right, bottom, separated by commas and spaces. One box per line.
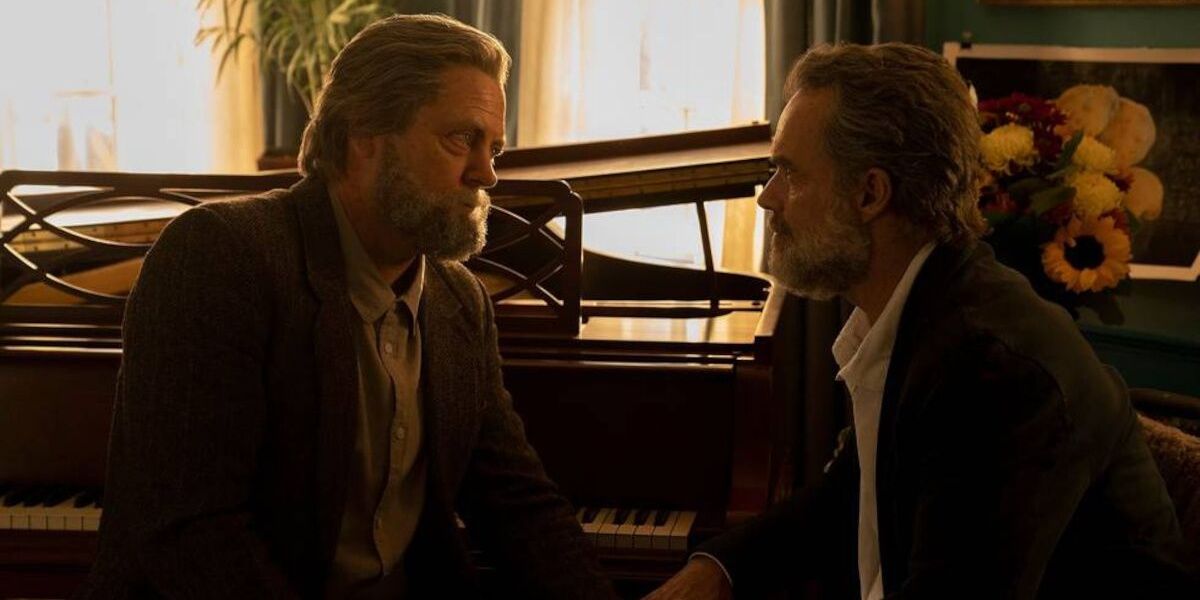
451, 131, 475, 147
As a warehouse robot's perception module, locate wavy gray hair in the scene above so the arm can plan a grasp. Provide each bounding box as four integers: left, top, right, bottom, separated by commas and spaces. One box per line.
298, 13, 510, 181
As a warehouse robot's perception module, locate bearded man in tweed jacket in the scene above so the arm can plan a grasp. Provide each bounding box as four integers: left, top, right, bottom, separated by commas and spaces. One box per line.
80, 14, 612, 600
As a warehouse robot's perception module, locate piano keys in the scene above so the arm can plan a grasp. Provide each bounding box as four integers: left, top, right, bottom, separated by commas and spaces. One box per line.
0, 486, 103, 532
0, 487, 694, 554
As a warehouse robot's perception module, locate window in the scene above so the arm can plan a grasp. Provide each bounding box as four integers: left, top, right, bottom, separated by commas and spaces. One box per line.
0, 0, 253, 174
518, 0, 766, 270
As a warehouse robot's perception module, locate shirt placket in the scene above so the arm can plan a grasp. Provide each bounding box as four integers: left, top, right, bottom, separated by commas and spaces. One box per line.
371, 306, 418, 568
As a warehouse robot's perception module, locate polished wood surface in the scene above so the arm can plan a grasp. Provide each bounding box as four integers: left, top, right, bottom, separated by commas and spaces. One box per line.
1, 127, 785, 597
495, 123, 771, 213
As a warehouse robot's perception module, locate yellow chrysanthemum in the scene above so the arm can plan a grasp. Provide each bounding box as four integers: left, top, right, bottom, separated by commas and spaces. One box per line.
981, 124, 1037, 174
1042, 216, 1132, 293
1071, 135, 1117, 173
1067, 170, 1124, 218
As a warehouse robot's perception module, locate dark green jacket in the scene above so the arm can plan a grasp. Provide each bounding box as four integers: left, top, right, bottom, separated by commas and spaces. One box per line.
701, 241, 1194, 599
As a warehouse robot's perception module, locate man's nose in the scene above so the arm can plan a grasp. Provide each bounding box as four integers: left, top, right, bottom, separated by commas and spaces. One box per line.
464, 147, 499, 189
757, 174, 782, 211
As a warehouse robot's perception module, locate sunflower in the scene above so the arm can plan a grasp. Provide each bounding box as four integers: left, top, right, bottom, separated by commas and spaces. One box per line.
1041, 215, 1132, 293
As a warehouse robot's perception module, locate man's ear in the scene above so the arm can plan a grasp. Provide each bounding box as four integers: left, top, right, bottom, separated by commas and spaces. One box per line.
857, 167, 893, 224
348, 135, 383, 162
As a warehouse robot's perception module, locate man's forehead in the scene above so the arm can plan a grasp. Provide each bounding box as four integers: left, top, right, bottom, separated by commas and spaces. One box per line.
772, 88, 834, 155
430, 66, 506, 129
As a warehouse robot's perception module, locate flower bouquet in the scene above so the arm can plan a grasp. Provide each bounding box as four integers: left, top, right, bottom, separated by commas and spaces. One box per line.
976, 85, 1163, 322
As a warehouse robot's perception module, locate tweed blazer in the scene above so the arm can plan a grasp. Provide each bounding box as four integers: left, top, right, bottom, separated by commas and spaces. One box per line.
700, 241, 1195, 599
78, 178, 613, 599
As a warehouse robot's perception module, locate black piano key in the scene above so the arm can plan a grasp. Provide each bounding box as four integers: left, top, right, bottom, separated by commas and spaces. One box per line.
74, 488, 99, 508
653, 510, 671, 527
581, 506, 599, 524
3, 486, 31, 507
96, 488, 103, 508
612, 507, 631, 526
21, 485, 52, 507
633, 508, 652, 526
43, 485, 77, 507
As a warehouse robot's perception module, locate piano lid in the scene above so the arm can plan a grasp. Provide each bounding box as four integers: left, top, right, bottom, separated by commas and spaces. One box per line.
495, 123, 772, 213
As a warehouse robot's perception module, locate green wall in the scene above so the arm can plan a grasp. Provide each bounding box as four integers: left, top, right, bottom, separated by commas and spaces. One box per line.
925, 2, 1200, 50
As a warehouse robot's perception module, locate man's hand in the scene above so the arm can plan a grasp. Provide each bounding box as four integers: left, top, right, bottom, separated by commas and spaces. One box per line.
643, 556, 733, 600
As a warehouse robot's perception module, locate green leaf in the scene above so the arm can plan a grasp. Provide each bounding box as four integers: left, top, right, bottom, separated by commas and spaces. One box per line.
1125, 209, 1142, 236
1006, 177, 1052, 200
1029, 185, 1075, 216
1055, 131, 1084, 172
984, 210, 1017, 228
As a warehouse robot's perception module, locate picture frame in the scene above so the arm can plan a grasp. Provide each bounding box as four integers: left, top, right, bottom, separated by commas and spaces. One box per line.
981, 1, 1200, 6
944, 42, 1200, 281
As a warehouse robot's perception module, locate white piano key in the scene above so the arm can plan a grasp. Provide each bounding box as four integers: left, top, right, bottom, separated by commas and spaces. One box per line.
83, 508, 102, 532
44, 495, 84, 531
581, 507, 610, 545
64, 512, 84, 531
668, 510, 697, 551
9, 504, 31, 530
597, 508, 626, 549
28, 508, 49, 530
651, 511, 680, 551
615, 509, 640, 549
633, 511, 658, 550
590, 508, 617, 548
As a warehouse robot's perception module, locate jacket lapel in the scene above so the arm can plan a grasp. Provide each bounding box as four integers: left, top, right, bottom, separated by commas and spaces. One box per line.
874, 240, 980, 593
293, 178, 359, 569
418, 263, 480, 502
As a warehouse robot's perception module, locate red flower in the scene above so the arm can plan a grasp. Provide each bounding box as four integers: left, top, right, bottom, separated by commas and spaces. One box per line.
1042, 200, 1075, 227
1102, 208, 1132, 234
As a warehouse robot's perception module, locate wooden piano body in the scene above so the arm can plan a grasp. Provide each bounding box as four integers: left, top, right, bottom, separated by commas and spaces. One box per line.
0, 125, 789, 597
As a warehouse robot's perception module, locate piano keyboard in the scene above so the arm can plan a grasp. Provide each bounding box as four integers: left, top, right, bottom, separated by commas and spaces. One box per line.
456, 506, 698, 554
576, 507, 696, 552
0, 486, 697, 554
0, 485, 103, 532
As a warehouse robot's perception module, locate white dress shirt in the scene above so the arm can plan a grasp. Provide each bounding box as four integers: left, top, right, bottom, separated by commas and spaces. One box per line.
832, 242, 935, 600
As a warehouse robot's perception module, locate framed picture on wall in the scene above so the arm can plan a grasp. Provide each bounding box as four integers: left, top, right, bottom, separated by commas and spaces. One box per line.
981, 1, 1200, 6
944, 42, 1200, 281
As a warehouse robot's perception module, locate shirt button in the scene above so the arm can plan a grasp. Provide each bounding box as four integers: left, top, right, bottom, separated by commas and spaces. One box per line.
374, 516, 383, 530
383, 342, 394, 354
394, 427, 406, 441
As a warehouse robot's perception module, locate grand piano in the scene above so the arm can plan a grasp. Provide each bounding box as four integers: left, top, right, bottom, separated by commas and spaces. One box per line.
0, 124, 791, 597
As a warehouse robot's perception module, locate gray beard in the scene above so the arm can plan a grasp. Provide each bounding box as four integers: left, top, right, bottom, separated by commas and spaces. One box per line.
374, 148, 489, 262
767, 200, 871, 301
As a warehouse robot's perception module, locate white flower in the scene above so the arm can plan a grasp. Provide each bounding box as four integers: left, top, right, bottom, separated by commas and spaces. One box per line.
1124, 167, 1163, 221
1056, 84, 1119, 137
1098, 98, 1156, 168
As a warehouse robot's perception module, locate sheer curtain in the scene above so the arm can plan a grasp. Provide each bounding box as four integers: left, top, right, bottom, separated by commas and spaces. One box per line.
0, 0, 261, 174
517, 0, 766, 271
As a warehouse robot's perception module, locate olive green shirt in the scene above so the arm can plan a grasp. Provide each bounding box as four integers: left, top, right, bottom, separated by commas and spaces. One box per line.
328, 195, 426, 597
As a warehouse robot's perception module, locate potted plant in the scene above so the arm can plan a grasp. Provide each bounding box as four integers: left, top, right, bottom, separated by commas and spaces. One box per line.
195, 0, 393, 165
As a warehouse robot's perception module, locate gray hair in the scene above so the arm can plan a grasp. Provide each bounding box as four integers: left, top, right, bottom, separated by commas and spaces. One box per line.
785, 43, 986, 244
298, 13, 510, 181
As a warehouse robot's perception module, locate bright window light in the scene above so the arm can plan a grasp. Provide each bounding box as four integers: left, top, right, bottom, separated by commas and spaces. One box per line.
0, 0, 214, 173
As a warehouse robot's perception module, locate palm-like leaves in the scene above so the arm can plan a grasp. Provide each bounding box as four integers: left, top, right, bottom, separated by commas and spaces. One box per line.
195, 0, 389, 115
